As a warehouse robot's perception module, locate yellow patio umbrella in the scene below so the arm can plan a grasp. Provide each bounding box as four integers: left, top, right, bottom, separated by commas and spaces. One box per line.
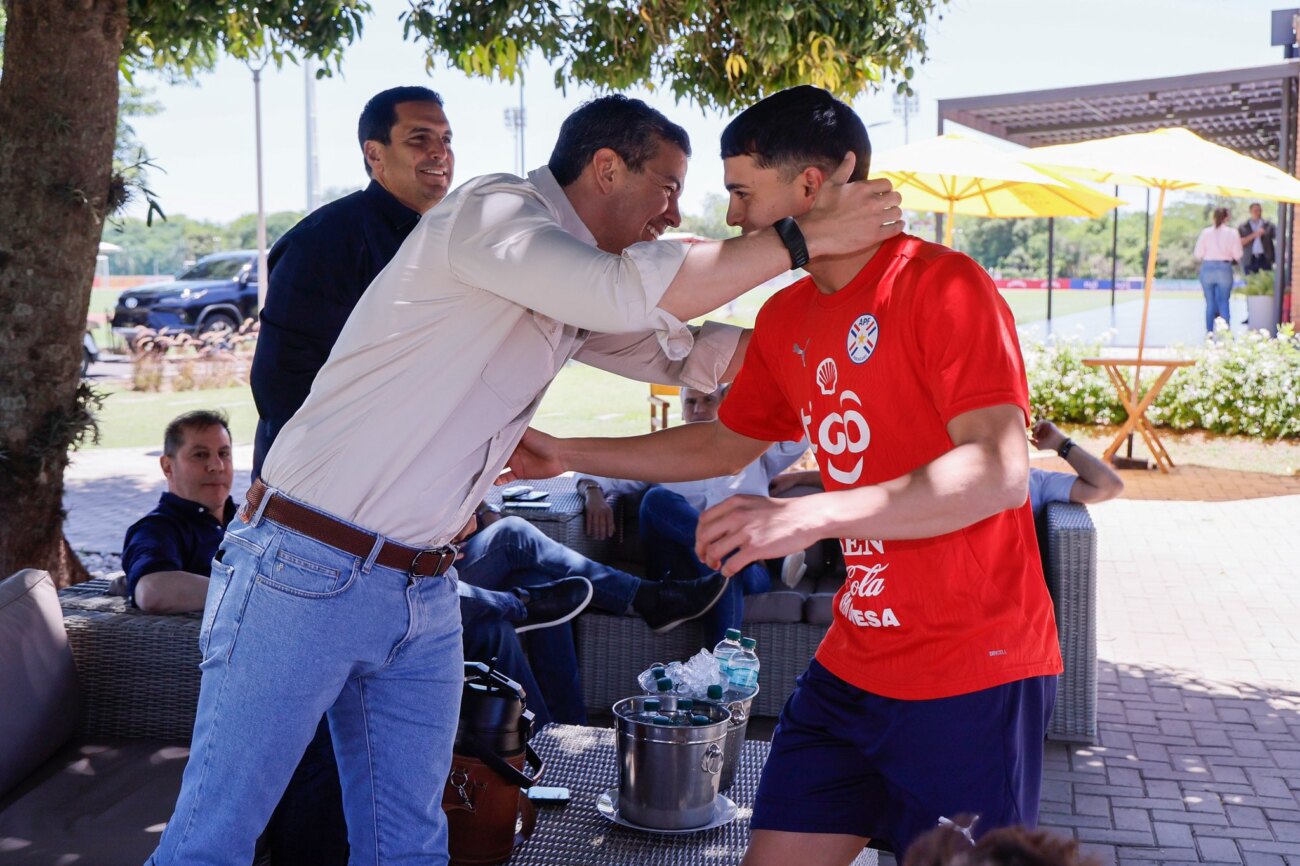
1024, 127, 1300, 371
872, 133, 1124, 247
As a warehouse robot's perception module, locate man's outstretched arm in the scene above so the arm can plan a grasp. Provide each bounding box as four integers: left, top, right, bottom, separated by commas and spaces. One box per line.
695, 404, 1030, 576
499, 421, 771, 487
134, 571, 210, 614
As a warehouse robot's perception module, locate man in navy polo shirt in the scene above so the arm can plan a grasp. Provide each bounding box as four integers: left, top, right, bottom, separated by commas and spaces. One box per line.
124, 410, 236, 613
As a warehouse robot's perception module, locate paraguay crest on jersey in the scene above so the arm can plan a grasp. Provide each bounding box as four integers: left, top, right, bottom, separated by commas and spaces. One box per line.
846, 313, 878, 364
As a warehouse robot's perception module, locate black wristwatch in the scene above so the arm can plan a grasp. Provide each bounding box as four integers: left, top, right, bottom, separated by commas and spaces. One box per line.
773, 217, 810, 270
1057, 439, 1076, 460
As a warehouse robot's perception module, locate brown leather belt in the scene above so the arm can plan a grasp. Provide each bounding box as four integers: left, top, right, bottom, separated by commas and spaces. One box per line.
240, 479, 457, 578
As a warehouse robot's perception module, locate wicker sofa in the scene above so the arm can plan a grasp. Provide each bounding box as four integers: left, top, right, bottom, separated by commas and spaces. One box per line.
47, 484, 1097, 750
517, 481, 1100, 743
0, 569, 193, 865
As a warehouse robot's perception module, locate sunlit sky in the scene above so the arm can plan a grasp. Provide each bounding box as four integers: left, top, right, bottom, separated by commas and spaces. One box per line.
121, 0, 1293, 222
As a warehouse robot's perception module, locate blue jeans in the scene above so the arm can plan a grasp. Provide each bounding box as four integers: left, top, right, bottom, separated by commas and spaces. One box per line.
1199, 261, 1234, 332
267, 605, 549, 866
637, 486, 771, 644
457, 517, 641, 724
147, 508, 464, 866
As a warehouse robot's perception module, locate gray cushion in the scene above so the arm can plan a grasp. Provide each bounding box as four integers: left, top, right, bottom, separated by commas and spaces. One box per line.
0, 738, 189, 865
804, 593, 839, 626
0, 570, 80, 795
741, 590, 806, 624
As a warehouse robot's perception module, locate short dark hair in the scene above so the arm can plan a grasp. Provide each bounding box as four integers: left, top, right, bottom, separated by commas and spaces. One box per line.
357, 86, 445, 177
548, 95, 691, 187
720, 86, 871, 182
163, 410, 231, 458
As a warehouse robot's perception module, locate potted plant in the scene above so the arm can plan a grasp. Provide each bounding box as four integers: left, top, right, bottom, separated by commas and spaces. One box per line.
1240, 269, 1277, 331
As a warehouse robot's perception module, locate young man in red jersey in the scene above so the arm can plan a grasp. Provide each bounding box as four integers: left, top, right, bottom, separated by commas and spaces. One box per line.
501, 86, 1062, 865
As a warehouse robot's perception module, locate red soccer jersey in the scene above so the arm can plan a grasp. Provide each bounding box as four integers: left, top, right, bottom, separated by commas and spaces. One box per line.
720, 234, 1062, 700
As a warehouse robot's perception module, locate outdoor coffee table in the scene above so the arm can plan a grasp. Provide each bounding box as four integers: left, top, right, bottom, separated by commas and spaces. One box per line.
1082, 357, 1195, 473
484, 476, 618, 560
514, 724, 877, 866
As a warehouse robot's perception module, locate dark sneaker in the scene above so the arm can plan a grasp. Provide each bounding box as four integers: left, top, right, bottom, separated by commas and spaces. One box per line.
513, 577, 594, 634
637, 572, 730, 634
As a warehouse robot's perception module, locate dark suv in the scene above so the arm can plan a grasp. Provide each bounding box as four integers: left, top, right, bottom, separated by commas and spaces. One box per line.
112, 251, 260, 339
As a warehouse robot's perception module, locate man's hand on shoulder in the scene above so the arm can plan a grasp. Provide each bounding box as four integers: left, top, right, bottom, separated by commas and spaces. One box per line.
800, 154, 904, 260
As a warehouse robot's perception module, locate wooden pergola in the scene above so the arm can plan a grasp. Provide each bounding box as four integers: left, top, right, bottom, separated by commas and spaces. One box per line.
937, 63, 1300, 326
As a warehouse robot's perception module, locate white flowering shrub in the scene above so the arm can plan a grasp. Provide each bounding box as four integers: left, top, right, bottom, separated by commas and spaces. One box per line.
1150, 325, 1300, 439
1023, 336, 1123, 425
1023, 325, 1300, 439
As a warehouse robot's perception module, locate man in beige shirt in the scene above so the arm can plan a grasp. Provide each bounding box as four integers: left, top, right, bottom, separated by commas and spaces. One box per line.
148, 94, 904, 866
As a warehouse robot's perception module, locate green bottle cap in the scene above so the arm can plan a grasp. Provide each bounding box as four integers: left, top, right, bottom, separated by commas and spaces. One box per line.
725, 628, 742, 641
651, 715, 673, 725
656, 677, 673, 692
741, 637, 757, 649
651, 666, 666, 678
692, 714, 712, 726
644, 699, 660, 712
707, 684, 723, 700
678, 698, 694, 711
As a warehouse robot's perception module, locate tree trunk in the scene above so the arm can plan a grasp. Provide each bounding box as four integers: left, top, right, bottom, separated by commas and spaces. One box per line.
0, 0, 127, 586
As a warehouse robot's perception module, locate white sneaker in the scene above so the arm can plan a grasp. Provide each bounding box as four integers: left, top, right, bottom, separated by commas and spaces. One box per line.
780, 550, 808, 589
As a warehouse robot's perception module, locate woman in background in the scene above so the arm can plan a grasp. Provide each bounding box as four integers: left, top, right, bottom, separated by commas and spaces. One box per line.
1193, 207, 1242, 334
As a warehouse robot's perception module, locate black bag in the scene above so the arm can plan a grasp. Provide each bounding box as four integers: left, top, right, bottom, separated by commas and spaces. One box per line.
442, 661, 544, 866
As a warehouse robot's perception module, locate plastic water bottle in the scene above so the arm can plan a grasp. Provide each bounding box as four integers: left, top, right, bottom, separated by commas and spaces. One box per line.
728, 637, 760, 691
638, 665, 668, 693
712, 629, 743, 684
634, 698, 673, 726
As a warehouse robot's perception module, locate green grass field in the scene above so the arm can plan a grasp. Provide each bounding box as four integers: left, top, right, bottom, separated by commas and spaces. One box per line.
91, 383, 260, 450
83, 286, 1205, 451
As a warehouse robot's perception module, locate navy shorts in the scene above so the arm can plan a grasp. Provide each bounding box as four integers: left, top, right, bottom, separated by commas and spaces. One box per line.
751, 659, 1056, 859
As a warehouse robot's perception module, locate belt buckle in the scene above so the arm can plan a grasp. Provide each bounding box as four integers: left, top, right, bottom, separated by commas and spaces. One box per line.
410, 544, 457, 578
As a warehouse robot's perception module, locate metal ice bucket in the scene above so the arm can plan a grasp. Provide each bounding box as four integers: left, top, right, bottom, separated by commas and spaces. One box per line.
613, 695, 731, 830
716, 685, 758, 793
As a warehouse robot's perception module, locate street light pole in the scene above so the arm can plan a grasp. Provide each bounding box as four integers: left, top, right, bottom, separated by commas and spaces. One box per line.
893, 91, 920, 144
503, 77, 527, 175
251, 60, 269, 311
304, 59, 321, 212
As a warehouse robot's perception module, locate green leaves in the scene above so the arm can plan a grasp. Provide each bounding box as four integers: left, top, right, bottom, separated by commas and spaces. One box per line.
401, 0, 946, 113
121, 1, 372, 79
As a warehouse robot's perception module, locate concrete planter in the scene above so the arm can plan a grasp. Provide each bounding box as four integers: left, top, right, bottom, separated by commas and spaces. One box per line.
1246, 295, 1277, 331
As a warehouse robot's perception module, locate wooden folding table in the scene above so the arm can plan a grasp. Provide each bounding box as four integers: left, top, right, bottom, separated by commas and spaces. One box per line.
1082, 357, 1195, 473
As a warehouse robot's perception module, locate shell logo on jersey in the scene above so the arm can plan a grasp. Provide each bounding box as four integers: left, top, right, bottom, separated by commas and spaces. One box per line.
846, 314, 878, 364
805, 359, 871, 485
816, 357, 838, 395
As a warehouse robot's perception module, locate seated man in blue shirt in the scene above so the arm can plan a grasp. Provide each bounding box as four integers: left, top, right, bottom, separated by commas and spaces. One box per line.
1026, 420, 1124, 518
579, 384, 809, 643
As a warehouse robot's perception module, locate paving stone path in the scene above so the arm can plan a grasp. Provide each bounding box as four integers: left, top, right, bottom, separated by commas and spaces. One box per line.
62, 447, 1300, 864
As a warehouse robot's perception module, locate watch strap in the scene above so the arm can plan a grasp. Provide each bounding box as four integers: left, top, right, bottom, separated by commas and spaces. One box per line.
773, 217, 810, 270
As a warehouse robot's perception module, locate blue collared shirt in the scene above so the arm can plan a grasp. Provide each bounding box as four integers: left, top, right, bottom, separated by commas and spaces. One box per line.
250, 180, 421, 476
122, 492, 237, 606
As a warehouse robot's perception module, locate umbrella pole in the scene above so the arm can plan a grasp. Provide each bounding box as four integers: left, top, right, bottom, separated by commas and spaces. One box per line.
944, 200, 955, 248
1134, 186, 1166, 395
1047, 217, 1056, 328
1110, 185, 1119, 310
